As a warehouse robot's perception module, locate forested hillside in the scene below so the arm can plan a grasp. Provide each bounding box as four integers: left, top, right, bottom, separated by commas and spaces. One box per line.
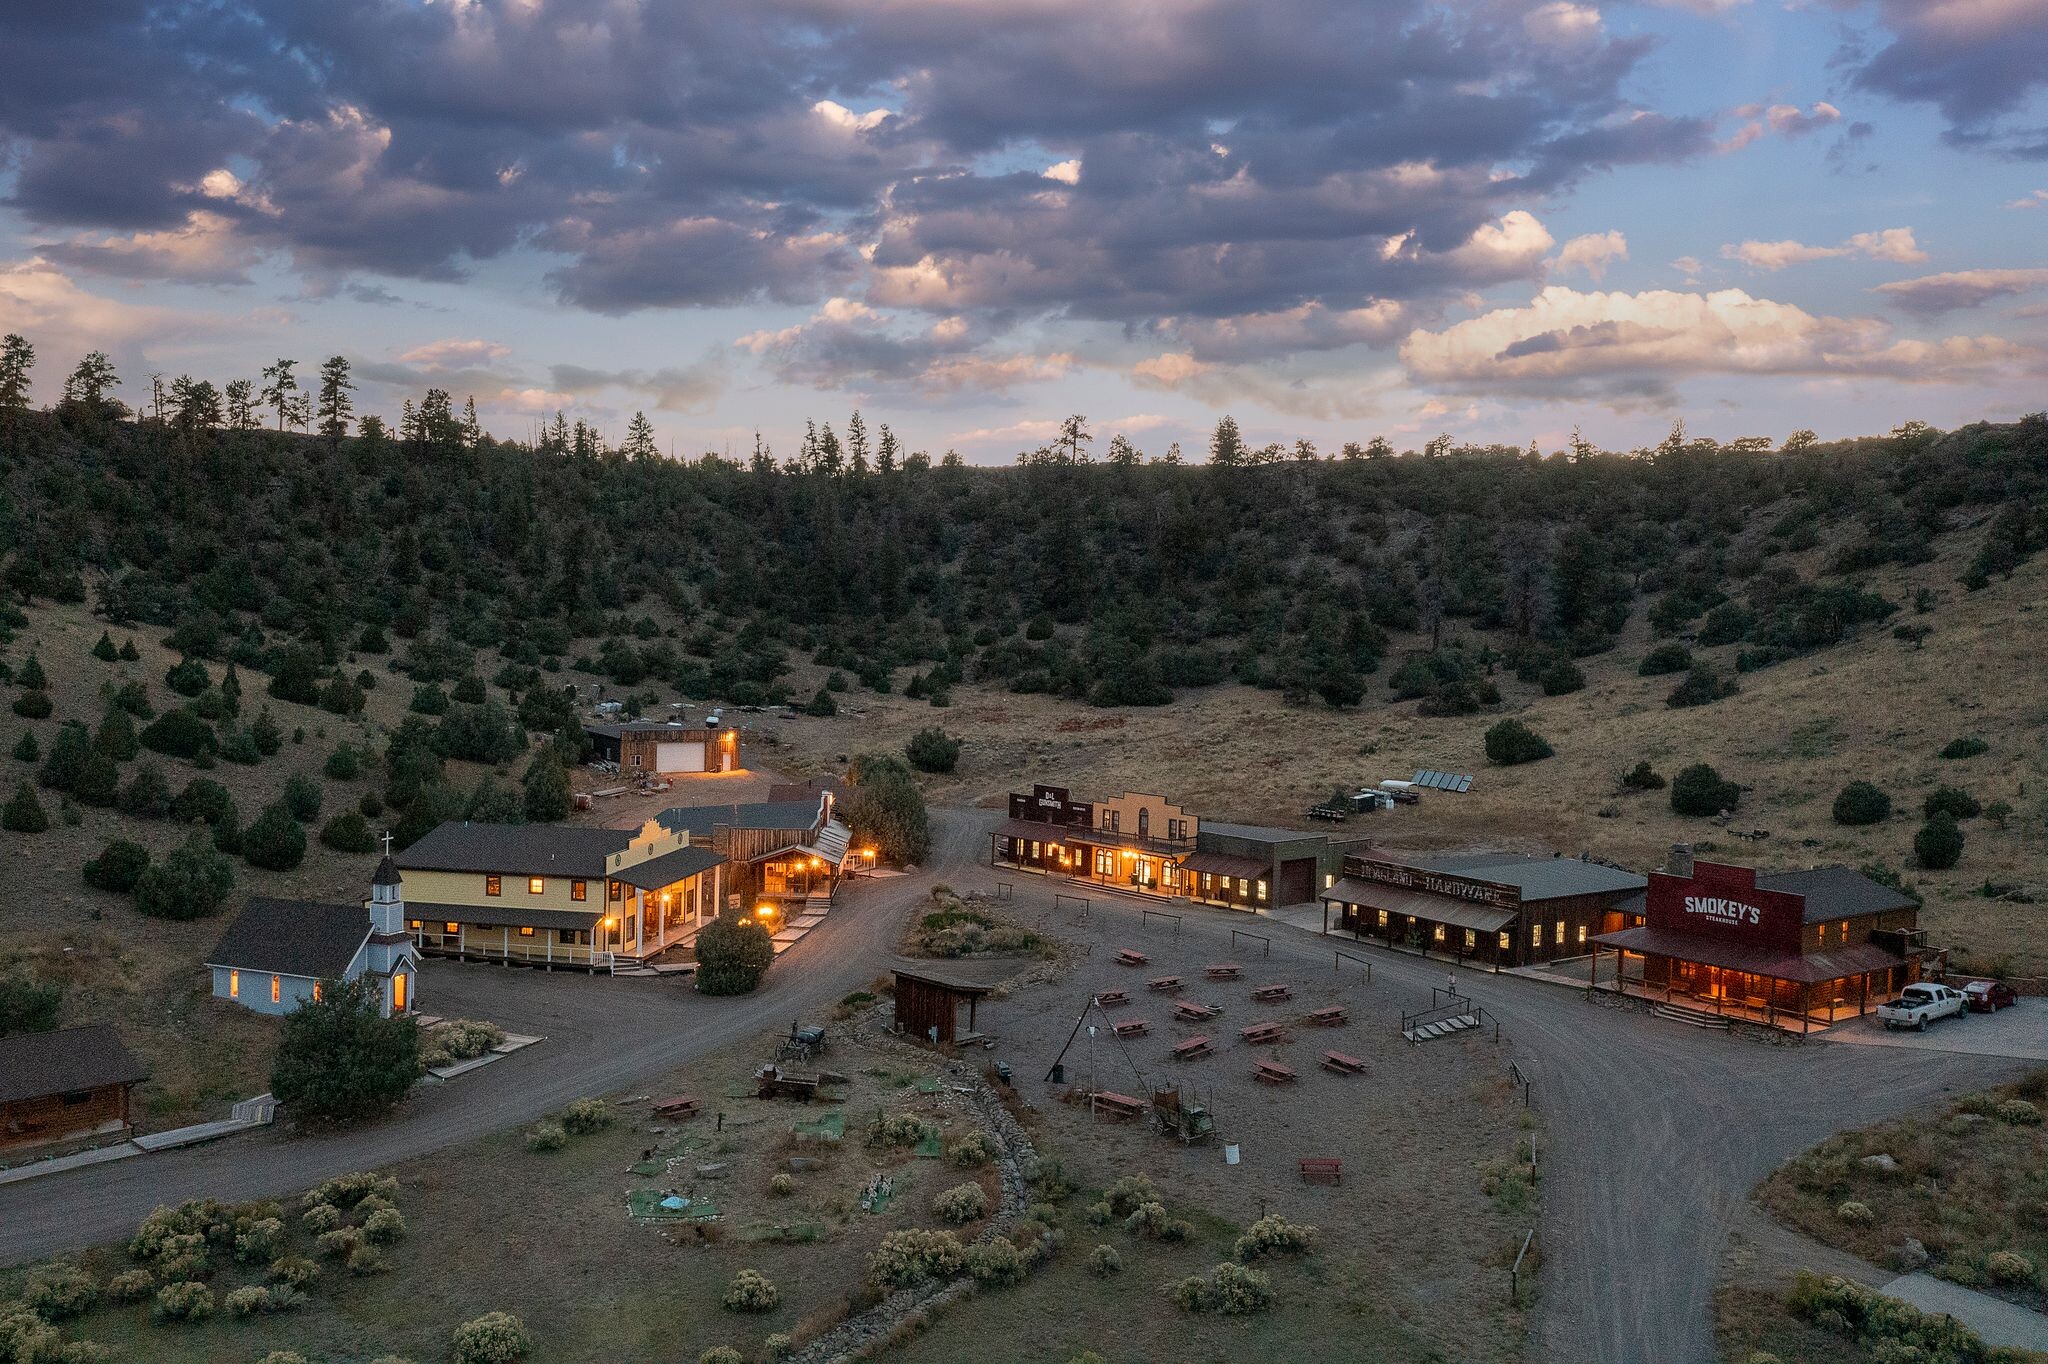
1, 341, 2044, 725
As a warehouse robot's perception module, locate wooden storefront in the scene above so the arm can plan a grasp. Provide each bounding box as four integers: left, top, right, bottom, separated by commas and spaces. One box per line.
893, 969, 993, 1046
1321, 853, 1647, 969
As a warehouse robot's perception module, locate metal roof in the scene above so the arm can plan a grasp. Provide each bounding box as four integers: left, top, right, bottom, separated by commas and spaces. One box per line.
1199, 820, 1321, 845
0, 1025, 148, 1105
657, 800, 822, 838
1411, 853, 1646, 901
206, 898, 369, 979
1321, 879, 1520, 935
396, 823, 633, 878
1755, 866, 1920, 924
1180, 850, 1269, 880
612, 845, 726, 890
1593, 927, 1905, 984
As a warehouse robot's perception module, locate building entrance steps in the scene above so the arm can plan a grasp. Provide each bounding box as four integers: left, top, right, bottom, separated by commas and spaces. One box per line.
1401, 1014, 1479, 1043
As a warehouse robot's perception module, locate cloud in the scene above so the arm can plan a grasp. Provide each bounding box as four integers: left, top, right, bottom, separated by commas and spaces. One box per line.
2009, 189, 2048, 208
38, 211, 261, 284
1721, 228, 1926, 270
1399, 284, 2033, 399
397, 338, 513, 369
1872, 267, 2048, 316
1553, 230, 1628, 281
1128, 349, 1387, 420
545, 361, 728, 413
736, 298, 1070, 395
0, 257, 212, 353
1720, 101, 1844, 154
1042, 160, 1083, 185
1164, 299, 1414, 361
1844, 0, 2048, 155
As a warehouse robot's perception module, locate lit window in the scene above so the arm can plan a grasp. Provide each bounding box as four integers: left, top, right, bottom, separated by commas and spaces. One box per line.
528, 877, 545, 895
519, 926, 535, 937
1498, 932, 1511, 951
1325, 874, 1335, 889
229, 969, 239, 998
1256, 880, 1268, 902
485, 876, 502, 897
392, 973, 407, 1012
270, 975, 282, 1004
312, 982, 323, 1003
1532, 924, 1544, 948
571, 880, 587, 902
1432, 924, 1446, 942
1377, 909, 1389, 929
1577, 924, 1588, 945
1464, 928, 1477, 950
444, 922, 460, 935
408, 919, 422, 931
609, 880, 623, 902
1556, 919, 1565, 947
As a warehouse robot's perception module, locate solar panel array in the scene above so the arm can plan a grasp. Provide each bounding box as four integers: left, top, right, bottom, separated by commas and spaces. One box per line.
1411, 769, 1475, 793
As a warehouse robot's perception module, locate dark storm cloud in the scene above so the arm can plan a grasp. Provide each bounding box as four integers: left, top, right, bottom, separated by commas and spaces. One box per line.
0, 0, 1715, 354
1844, 1, 2048, 156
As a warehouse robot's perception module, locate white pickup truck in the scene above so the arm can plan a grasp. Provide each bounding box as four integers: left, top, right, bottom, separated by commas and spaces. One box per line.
1876, 983, 1969, 1031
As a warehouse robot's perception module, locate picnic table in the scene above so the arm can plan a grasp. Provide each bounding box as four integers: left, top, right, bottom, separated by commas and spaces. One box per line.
1088, 1090, 1146, 1119
1173, 1035, 1214, 1060
1147, 976, 1183, 993
1172, 1000, 1220, 1022
1115, 948, 1149, 967
1112, 1018, 1149, 1039
1251, 984, 1292, 1003
1094, 989, 1131, 1009
651, 1095, 701, 1120
1321, 1050, 1366, 1075
1305, 1005, 1348, 1027
1253, 1060, 1297, 1085
1299, 1157, 1343, 1185
1204, 964, 1243, 981
1239, 1021, 1286, 1045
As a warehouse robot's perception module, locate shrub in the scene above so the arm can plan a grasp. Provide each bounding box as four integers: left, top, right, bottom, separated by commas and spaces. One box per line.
700, 1350, 745, 1364
1102, 1174, 1160, 1217
1986, 1250, 2036, 1286
22, 1263, 97, 1319
935, 1182, 990, 1224
1638, 642, 1693, 676
1170, 1262, 1274, 1315
362, 1207, 407, 1244
117, 762, 172, 817
964, 1238, 1026, 1286
0, 1312, 59, 1361
560, 1097, 614, 1135
3, 780, 48, 832
1087, 1243, 1122, 1277
233, 1216, 285, 1264
770, 1173, 795, 1197
905, 727, 962, 773
1483, 718, 1553, 766
242, 803, 307, 871
304, 1171, 397, 1209
281, 774, 323, 822
419, 1019, 505, 1068
694, 912, 774, 995
266, 1255, 318, 1288
62, 1342, 117, 1364
106, 1269, 155, 1302
133, 834, 234, 919
171, 777, 232, 825
315, 1227, 362, 1260
949, 1130, 998, 1166
721, 1268, 781, 1312
138, 709, 217, 760
1835, 1201, 1875, 1227
1915, 812, 1965, 870
869, 1112, 937, 1149
1620, 761, 1665, 791
1666, 665, 1738, 708
1234, 1214, 1318, 1261
1671, 763, 1741, 817
13, 731, 38, 762
12, 690, 52, 719
1995, 1099, 2042, 1126
868, 1228, 965, 1288
81, 839, 151, 894
1832, 782, 1891, 826
1940, 738, 1988, 760
151, 1281, 215, 1322
320, 810, 377, 852
525, 1121, 567, 1153
1538, 659, 1585, 696
346, 1243, 388, 1276
325, 746, 364, 780
164, 658, 209, 696
225, 1284, 271, 1317
1922, 786, 1981, 820
301, 1203, 342, 1234
271, 978, 420, 1123
452, 1311, 532, 1364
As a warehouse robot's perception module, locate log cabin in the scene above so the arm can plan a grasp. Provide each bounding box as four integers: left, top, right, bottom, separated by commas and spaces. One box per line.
0, 1025, 148, 1157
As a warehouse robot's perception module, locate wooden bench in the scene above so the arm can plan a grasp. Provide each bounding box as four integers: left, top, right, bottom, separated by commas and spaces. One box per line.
1147, 975, 1183, 993
651, 1095, 701, 1120
1115, 948, 1149, 967
1088, 1090, 1145, 1120
1251, 984, 1292, 1003
1204, 964, 1243, 981
1172, 1001, 1220, 1022
1321, 1050, 1366, 1075
1305, 1005, 1348, 1027
1253, 1060, 1297, 1085
1239, 1021, 1286, 1045
1172, 1035, 1214, 1060
1299, 1157, 1343, 1185
1094, 990, 1130, 1009
1112, 1018, 1149, 1039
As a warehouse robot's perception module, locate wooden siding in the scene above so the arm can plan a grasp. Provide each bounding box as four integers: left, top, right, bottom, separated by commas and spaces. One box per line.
1, 1084, 132, 1155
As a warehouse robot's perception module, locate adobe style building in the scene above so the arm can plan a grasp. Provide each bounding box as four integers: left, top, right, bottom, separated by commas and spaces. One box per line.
0, 1024, 148, 1156
585, 720, 741, 776
1590, 851, 1926, 1031
991, 784, 1352, 911
1321, 851, 1647, 968
657, 793, 853, 909
207, 856, 421, 1017
395, 817, 724, 968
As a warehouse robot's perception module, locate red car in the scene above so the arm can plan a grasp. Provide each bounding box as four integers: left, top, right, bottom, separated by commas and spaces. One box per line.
1961, 979, 2019, 1013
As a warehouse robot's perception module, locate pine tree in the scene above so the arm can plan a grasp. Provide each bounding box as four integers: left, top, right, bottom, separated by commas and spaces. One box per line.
260, 358, 298, 430
2, 780, 48, 833
316, 356, 355, 441
876, 423, 898, 473
0, 333, 34, 416
224, 379, 257, 430
1106, 434, 1141, 467
621, 411, 658, 461
61, 352, 120, 418
846, 410, 870, 475
461, 396, 482, 450
1208, 415, 1244, 466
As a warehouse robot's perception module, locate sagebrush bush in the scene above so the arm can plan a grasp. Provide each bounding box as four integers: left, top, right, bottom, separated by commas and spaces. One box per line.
1026, 1155, 1074, 1204
315, 1227, 362, 1260
1170, 1262, 1274, 1315
347, 1243, 389, 1276
22, 1262, 97, 1319
721, 1268, 781, 1313
935, 1182, 990, 1224
1235, 1214, 1318, 1261
1102, 1174, 1159, 1216
949, 1130, 998, 1167
868, 1228, 965, 1288
267, 1256, 319, 1289
1085, 1201, 1114, 1226
1987, 1251, 2036, 1285
0, 1311, 59, 1361
525, 1121, 568, 1153
233, 1217, 285, 1265
257, 1354, 309, 1364
452, 1311, 532, 1364
1124, 1200, 1168, 1238
362, 1207, 408, 1245
302, 1203, 342, 1234
106, 1269, 155, 1302
226, 1285, 272, 1318
1836, 1201, 1875, 1227
560, 1097, 614, 1135
304, 1172, 398, 1210
420, 1020, 505, 1069
770, 1173, 795, 1197
699, 1349, 745, 1364
128, 1201, 226, 1263
152, 1281, 215, 1323
868, 1112, 937, 1148
763, 1333, 793, 1359
1087, 1244, 1122, 1277
964, 1238, 1026, 1286
1997, 1099, 2043, 1126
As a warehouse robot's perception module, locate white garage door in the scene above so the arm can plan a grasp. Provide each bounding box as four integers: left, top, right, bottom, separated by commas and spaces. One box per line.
655, 741, 705, 774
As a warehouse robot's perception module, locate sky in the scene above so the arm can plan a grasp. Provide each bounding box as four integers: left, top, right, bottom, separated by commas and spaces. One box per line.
0, 0, 2044, 463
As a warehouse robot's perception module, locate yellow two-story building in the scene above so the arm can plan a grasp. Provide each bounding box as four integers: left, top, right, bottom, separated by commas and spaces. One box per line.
394, 818, 725, 970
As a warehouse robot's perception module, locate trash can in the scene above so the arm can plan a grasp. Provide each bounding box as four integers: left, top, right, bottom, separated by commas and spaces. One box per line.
1223, 1144, 1240, 1165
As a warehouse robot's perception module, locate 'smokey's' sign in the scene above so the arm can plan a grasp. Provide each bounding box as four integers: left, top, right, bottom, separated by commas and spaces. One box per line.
1646, 861, 1805, 953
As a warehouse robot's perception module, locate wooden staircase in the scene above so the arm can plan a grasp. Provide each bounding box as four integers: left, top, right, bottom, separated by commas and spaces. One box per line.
1652, 1000, 1733, 1030
1401, 1013, 1480, 1043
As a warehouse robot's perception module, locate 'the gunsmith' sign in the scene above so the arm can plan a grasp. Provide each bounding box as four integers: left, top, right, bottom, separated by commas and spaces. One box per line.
1646, 861, 1805, 953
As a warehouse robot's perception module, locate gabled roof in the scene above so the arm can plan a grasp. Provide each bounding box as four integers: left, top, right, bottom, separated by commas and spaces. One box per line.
1200, 820, 1321, 845
396, 822, 634, 878
206, 898, 369, 979
0, 1025, 148, 1104
1410, 853, 1646, 901
1756, 866, 1920, 924
586, 721, 719, 738
657, 800, 821, 839
612, 845, 726, 890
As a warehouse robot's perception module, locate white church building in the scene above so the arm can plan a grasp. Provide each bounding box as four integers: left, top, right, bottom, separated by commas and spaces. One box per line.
206, 854, 420, 1018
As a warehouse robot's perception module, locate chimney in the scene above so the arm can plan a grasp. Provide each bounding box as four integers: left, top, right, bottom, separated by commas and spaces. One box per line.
1667, 843, 1694, 878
